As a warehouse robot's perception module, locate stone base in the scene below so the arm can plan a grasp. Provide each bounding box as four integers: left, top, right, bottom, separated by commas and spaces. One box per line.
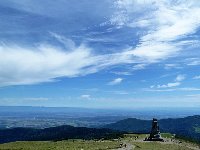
144, 137, 164, 142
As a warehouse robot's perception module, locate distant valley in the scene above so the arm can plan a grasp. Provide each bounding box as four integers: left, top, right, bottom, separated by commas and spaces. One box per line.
0, 114, 199, 144
0, 106, 200, 146
0, 106, 200, 129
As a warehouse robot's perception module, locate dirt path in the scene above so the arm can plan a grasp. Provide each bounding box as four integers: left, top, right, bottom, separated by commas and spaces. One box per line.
134, 138, 200, 150
159, 138, 200, 150
113, 137, 200, 150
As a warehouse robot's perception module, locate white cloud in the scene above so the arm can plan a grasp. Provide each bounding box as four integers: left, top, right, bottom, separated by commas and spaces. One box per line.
157, 82, 180, 88
187, 94, 200, 97
108, 78, 123, 85
111, 0, 200, 63
132, 64, 147, 70
0, 41, 153, 87
187, 58, 200, 66
50, 32, 76, 50
0, 43, 97, 86
81, 94, 91, 99
151, 74, 185, 89
1, 1, 200, 87
164, 64, 181, 70
175, 74, 186, 82
110, 71, 132, 75
24, 97, 49, 101
193, 75, 200, 79
106, 90, 129, 95
150, 85, 154, 88
145, 87, 200, 92
180, 87, 200, 91
116, 91, 129, 95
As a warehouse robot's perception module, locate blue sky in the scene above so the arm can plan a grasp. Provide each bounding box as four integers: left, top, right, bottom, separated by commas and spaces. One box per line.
0, 0, 200, 108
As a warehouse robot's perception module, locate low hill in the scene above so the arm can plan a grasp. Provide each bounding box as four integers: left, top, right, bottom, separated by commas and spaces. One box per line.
103, 115, 200, 143
0, 125, 123, 144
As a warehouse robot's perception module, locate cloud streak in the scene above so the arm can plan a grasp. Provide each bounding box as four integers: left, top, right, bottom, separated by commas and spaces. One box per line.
81, 94, 91, 99
193, 76, 200, 80
175, 74, 186, 82
145, 87, 200, 92
108, 78, 124, 85
111, 0, 200, 63
151, 74, 186, 89
156, 82, 181, 88
0, 43, 96, 86
1, 0, 200, 87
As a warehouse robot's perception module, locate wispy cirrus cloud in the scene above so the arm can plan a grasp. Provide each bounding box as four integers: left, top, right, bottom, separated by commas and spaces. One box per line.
175, 74, 186, 82
132, 63, 147, 70
110, 71, 132, 75
156, 82, 181, 89
0, 38, 135, 86
108, 78, 124, 85
111, 0, 200, 63
164, 64, 182, 70
80, 94, 91, 99
1, 0, 200, 87
193, 76, 200, 80
0, 43, 96, 86
145, 87, 200, 92
186, 58, 200, 66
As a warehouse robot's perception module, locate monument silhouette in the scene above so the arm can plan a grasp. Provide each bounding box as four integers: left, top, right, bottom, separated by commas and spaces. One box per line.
145, 118, 164, 141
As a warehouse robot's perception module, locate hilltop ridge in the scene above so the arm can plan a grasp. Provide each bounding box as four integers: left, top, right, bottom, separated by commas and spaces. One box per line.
103, 115, 200, 143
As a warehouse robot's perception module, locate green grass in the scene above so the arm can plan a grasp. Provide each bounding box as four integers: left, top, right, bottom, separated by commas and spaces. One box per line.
0, 140, 120, 150
123, 133, 174, 140
194, 126, 200, 133
132, 142, 194, 150
123, 133, 149, 140
0, 134, 199, 150
124, 134, 200, 150
161, 133, 175, 138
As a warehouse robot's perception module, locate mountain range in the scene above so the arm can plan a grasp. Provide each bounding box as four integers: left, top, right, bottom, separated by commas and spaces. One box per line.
0, 115, 199, 144
0, 125, 123, 144
103, 115, 200, 142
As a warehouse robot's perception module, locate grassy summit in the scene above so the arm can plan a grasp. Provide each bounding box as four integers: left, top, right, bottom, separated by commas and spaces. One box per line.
0, 140, 120, 150
0, 133, 199, 150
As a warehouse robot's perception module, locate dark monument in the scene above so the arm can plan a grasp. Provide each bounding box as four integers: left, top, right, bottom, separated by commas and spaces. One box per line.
145, 118, 164, 141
